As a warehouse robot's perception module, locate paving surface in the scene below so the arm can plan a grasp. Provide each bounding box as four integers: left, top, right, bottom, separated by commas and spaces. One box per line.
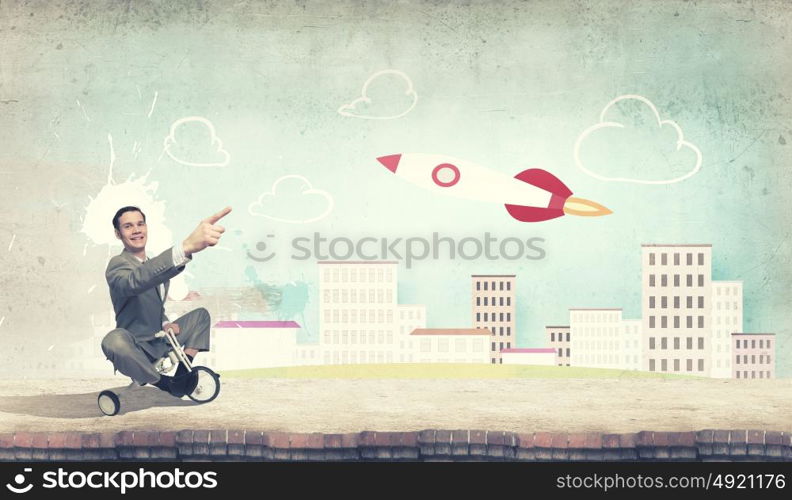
0, 377, 790, 434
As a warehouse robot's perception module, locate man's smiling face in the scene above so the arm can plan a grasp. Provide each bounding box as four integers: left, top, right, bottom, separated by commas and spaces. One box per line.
115, 210, 147, 254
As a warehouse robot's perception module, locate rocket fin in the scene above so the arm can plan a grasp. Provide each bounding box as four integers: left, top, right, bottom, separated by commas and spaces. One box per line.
504, 168, 572, 222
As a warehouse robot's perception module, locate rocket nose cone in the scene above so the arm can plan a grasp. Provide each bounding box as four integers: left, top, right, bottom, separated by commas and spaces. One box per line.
376, 154, 401, 173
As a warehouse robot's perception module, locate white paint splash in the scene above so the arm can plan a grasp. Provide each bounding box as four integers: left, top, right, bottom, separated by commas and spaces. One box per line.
81, 173, 173, 252
147, 91, 159, 118
83, 242, 88, 256
0, 316, 5, 327
76, 99, 91, 122
87, 284, 97, 294
47, 344, 55, 351
8, 234, 15, 251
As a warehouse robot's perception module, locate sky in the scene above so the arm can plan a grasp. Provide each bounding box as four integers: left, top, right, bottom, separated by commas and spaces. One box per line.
1, 0, 790, 375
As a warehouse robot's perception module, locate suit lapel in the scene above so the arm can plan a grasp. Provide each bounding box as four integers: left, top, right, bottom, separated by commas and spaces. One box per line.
120, 249, 166, 303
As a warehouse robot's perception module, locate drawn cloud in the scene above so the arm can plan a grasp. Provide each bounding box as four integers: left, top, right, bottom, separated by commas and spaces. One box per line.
338, 69, 417, 120
574, 95, 702, 184
163, 116, 230, 167
248, 175, 334, 224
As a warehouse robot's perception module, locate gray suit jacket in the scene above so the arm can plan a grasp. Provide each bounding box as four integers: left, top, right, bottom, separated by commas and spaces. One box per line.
105, 247, 186, 355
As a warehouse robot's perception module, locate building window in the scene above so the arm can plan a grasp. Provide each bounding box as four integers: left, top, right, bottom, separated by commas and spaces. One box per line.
674, 296, 680, 308
735, 356, 740, 365
484, 313, 488, 322
698, 296, 704, 308
698, 316, 704, 328
476, 297, 480, 306
476, 281, 480, 291
661, 274, 667, 287
687, 359, 693, 371
674, 359, 680, 371
649, 296, 655, 309
661, 316, 668, 328
698, 274, 704, 287
649, 359, 655, 371
499, 297, 504, 306
649, 337, 655, 349
649, 316, 655, 328
674, 253, 680, 265
507, 313, 511, 321
686, 316, 693, 328
698, 337, 704, 349
673, 274, 680, 287
687, 337, 693, 349
674, 316, 680, 328
558, 348, 562, 357
566, 348, 570, 357
661, 337, 668, 349
661, 253, 667, 265
686, 296, 693, 308
661, 296, 667, 309
698, 253, 704, 265
551, 332, 555, 342
698, 359, 704, 372
507, 282, 511, 291
507, 297, 511, 306
565, 332, 569, 342
674, 337, 680, 350
649, 275, 656, 287
752, 339, 756, 349
686, 253, 693, 265
649, 253, 655, 265
491, 342, 496, 351
500, 282, 504, 291
483, 297, 488, 306
686, 275, 693, 287
661, 359, 667, 371
483, 282, 488, 291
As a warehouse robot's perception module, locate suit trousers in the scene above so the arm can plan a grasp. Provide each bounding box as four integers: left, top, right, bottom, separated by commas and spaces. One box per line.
101, 307, 211, 385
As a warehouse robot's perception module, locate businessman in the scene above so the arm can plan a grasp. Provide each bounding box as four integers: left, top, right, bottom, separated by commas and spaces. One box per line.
101, 205, 231, 397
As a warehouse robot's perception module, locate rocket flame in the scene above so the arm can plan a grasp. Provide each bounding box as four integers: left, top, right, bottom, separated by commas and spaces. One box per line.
563, 197, 613, 217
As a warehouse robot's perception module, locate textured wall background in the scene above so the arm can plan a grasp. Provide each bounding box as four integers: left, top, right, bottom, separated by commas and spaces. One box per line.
0, 0, 790, 375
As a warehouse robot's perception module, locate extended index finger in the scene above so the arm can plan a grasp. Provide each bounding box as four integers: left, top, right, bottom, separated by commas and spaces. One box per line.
205, 206, 232, 224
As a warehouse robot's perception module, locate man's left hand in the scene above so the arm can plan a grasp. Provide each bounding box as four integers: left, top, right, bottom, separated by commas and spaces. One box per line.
164, 323, 181, 335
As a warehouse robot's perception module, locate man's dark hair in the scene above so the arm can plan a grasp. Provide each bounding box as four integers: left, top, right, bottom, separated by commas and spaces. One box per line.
112, 206, 146, 231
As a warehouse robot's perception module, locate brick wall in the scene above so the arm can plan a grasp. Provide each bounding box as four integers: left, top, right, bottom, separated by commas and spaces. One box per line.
0, 429, 790, 461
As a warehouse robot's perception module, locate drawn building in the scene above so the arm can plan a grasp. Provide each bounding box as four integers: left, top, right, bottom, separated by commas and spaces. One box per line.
205, 320, 300, 370
546, 325, 570, 366
732, 333, 776, 379
501, 348, 556, 366
642, 245, 713, 375
318, 261, 401, 365
711, 281, 743, 378
471, 275, 516, 364
410, 328, 490, 364
398, 304, 426, 363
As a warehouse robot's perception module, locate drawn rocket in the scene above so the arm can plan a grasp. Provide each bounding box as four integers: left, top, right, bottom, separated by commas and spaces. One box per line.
376, 153, 612, 222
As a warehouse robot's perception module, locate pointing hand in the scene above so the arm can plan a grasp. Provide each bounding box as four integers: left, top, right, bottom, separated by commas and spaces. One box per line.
182, 206, 232, 256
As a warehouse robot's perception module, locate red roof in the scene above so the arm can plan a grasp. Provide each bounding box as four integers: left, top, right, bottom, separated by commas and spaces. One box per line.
213, 321, 301, 329
501, 348, 556, 354
410, 328, 491, 336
